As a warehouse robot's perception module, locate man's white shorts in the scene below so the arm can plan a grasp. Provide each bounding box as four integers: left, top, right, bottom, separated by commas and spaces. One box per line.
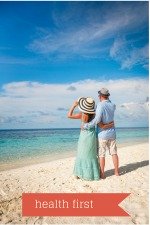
98, 139, 117, 157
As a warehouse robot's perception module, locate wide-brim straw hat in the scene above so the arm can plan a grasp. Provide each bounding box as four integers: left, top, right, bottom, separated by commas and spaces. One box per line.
78, 97, 95, 114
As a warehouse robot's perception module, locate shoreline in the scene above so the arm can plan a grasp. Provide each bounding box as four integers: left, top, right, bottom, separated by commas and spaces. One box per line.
0, 142, 149, 224
0, 140, 148, 172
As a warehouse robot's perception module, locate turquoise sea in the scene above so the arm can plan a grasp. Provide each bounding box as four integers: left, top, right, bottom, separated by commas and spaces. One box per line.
0, 128, 148, 170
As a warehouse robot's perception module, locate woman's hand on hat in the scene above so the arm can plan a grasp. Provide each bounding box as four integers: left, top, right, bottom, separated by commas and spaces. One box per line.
73, 101, 78, 107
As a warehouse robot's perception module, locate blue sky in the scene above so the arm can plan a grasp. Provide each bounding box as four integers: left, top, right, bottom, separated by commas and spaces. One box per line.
0, 1, 149, 128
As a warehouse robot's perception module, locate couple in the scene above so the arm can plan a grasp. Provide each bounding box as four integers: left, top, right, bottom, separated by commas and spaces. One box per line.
68, 88, 119, 180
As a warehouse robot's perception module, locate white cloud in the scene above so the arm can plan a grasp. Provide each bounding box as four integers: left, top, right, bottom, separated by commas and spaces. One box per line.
117, 101, 149, 126
121, 45, 149, 69
110, 37, 126, 58
0, 78, 148, 128
110, 37, 149, 69
28, 2, 148, 64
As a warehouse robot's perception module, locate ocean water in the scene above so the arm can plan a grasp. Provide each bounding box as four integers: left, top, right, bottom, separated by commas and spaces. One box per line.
0, 128, 148, 169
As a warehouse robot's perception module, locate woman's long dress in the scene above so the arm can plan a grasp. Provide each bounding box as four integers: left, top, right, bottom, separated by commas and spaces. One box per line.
73, 127, 100, 180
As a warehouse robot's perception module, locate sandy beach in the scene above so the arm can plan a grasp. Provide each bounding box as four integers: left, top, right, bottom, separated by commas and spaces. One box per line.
0, 142, 149, 224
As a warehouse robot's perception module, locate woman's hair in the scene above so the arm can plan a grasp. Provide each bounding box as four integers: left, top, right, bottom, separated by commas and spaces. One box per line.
85, 113, 95, 123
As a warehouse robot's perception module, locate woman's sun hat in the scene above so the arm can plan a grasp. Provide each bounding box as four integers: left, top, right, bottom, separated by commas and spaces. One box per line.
78, 97, 95, 114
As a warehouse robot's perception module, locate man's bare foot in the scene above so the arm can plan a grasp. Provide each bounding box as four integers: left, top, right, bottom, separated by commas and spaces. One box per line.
115, 172, 120, 176
100, 173, 106, 179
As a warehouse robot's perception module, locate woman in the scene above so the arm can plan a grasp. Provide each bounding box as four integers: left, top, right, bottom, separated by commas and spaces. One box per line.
67, 97, 113, 181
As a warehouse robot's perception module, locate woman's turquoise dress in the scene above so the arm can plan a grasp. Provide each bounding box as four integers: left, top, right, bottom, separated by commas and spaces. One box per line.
73, 125, 100, 180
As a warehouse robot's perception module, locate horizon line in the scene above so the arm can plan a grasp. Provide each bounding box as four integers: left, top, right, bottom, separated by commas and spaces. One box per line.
0, 127, 149, 131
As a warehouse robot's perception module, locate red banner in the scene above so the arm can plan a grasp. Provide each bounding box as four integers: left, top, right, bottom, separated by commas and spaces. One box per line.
22, 193, 130, 217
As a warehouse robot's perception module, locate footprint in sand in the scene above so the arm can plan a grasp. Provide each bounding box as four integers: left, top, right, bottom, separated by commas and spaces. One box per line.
75, 184, 94, 193
132, 214, 148, 224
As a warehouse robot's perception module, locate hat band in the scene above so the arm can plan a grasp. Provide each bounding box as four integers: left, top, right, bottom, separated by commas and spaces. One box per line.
98, 91, 110, 96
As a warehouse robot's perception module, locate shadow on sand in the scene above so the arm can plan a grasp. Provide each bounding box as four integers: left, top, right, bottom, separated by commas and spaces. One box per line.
105, 160, 149, 178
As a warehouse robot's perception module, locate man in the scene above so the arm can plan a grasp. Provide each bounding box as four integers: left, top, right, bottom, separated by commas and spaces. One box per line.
83, 88, 119, 179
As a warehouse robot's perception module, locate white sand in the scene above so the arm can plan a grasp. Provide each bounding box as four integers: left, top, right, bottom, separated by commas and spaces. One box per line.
0, 142, 149, 224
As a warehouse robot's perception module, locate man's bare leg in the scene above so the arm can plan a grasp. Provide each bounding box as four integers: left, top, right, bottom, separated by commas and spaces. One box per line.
100, 157, 106, 179
112, 154, 119, 176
